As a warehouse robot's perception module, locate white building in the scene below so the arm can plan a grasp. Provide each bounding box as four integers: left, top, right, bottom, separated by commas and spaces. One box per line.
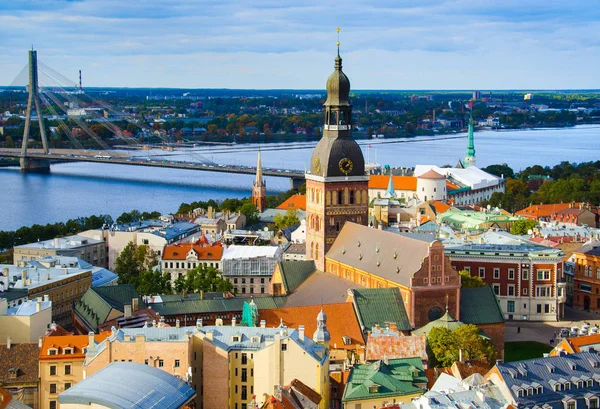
221, 245, 282, 295
0, 296, 52, 344
416, 169, 447, 202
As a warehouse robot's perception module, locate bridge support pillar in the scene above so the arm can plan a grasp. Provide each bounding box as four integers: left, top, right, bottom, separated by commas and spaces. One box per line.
289, 177, 305, 191
20, 157, 50, 173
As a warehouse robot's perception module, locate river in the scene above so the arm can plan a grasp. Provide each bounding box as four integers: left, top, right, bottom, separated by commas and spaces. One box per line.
0, 125, 598, 231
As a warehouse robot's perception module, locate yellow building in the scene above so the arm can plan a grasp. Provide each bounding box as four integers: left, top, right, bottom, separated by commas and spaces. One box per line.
0, 297, 51, 344
39, 332, 109, 409
196, 312, 331, 409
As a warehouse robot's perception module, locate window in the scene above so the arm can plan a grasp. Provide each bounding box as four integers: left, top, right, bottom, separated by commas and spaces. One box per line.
523, 288, 528, 295
50, 384, 57, 394
241, 385, 248, 400
64, 382, 71, 390
508, 285, 515, 296
590, 398, 598, 409
174, 360, 180, 368
64, 365, 71, 375
522, 269, 529, 280
537, 270, 551, 280
241, 353, 247, 365
536, 286, 551, 297
493, 268, 500, 279
50, 365, 57, 376
507, 301, 515, 313
50, 402, 57, 409
567, 402, 575, 409
493, 285, 500, 295
508, 269, 515, 280
545, 304, 550, 313
48, 348, 57, 355
281, 343, 287, 351
241, 368, 247, 382
478, 267, 485, 278
158, 360, 164, 368
144, 359, 149, 365
537, 304, 542, 313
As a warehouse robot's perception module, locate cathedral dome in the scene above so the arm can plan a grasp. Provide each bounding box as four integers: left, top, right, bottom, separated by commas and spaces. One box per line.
310, 136, 365, 177
324, 55, 351, 107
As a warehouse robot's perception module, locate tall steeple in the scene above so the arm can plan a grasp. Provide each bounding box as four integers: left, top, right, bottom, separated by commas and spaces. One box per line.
464, 110, 476, 167
252, 150, 267, 212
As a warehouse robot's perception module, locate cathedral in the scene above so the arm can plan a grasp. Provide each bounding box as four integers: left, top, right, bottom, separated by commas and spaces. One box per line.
305, 47, 369, 271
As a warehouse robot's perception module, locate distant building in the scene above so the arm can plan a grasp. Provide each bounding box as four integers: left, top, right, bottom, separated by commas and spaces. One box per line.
368, 175, 417, 202
283, 243, 307, 261
58, 362, 196, 409
221, 245, 282, 295
0, 342, 40, 408
365, 325, 427, 366
572, 241, 600, 312
13, 235, 106, 269
437, 208, 519, 231
276, 194, 307, 211
0, 297, 51, 344
161, 241, 224, 284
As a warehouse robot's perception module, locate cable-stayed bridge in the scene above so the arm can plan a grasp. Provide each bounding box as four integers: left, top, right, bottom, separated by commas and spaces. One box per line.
0, 50, 305, 189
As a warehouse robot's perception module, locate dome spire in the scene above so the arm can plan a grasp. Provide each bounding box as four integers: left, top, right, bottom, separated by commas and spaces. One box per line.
336, 27, 341, 57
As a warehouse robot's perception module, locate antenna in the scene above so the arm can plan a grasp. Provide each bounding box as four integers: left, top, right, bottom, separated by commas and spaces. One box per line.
79, 70, 82, 93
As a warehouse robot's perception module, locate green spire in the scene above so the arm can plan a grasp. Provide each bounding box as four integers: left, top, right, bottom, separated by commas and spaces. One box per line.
385, 173, 396, 198
464, 110, 476, 167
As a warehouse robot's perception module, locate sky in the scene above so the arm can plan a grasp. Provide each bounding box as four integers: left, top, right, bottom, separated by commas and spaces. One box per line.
1, 0, 599, 90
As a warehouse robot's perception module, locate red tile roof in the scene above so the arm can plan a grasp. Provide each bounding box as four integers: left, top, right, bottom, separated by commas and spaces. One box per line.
259, 303, 364, 350
276, 194, 307, 211
369, 175, 417, 191
366, 334, 427, 361
516, 203, 582, 219
563, 334, 600, 353
418, 169, 445, 179
431, 201, 452, 214
0, 344, 40, 386
162, 243, 223, 261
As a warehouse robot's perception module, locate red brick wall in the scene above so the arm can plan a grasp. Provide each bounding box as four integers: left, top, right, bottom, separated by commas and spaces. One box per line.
476, 322, 505, 358
202, 340, 229, 409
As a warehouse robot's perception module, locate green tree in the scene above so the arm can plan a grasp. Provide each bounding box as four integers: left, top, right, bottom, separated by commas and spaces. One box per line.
428, 324, 497, 368
240, 202, 259, 225
173, 264, 233, 294
510, 219, 538, 235
459, 270, 486, 288
273, 209, 300, 231
482, 163, 514, 179
114, 242, 158, 285
136, 269, 172, 296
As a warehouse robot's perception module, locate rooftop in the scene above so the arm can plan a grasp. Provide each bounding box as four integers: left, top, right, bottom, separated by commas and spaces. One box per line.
368, 175, 417, 191
58, 361, 196, 409
14, 234, 103, 250
276, 260, 315, 293
222, 245, 280, 260
350, 288, 412, 332
4, 298, 51, 316
0, 343, 40, 385
40, 333, 110, 360
162, 242, 223, 261
415, 165, 501, 190
276, 194, 307, 211
0, 261, 92, 292
516, 203, 584, 219
460, 287, 505, 325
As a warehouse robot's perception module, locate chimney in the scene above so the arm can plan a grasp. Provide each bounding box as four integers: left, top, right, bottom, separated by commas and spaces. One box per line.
298, 325, 305, 341
111, 326, 117, 337
495, 359, 503, 366
205, 331, 214, 341
176, 319, 180, 328
131, 298, 139, 312
50, 322, 57, 331
43, 294, 49, 302
88, 332, 95, 349
260, 320, 266, 328
459, 349, 463, 362
124, 305, 132, 318
21, 270, 27, 282
38, 336, 43, 348
231, 316, 236, 327
6, 337, 11, 349
200, 290, 204, 300
196, 319, 203, 329
36, 300, 42, 312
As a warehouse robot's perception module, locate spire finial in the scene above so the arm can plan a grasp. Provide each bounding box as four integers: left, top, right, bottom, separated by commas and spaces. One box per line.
445, 293, 449, 312
336, 27, 341, 56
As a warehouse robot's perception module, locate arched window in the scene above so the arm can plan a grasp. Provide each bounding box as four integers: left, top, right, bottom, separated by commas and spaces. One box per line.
326, 191, 331, 205
315, 242, 319, 260
337, 191, 343, 205
349, 190, 355, 204
362, 190, 368, 204
310, 242, 314, 259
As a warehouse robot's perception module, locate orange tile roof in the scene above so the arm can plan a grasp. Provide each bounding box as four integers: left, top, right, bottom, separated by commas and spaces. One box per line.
516, 203, 581, 219
368, 175, 417, 191
446, 180, 460, 190
40, 332, 110, 361
0, 386, 13, 409
259, 303, 364, 350
418, 169, 445, 179
564, 334, 600, 353
276, 194, 307, 211
366, 334, 427, 361
162, 242, 223, 261
432, 201, 452, 214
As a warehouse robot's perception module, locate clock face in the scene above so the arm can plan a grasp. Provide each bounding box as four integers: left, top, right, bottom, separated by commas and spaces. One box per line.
313, 157, 321, 174
339, 158, 353, 175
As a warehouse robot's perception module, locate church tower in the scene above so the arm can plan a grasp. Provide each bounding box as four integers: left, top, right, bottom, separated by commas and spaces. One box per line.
305, 36, 369, 271
252, 150, 267, 212
463, 110, 476, 167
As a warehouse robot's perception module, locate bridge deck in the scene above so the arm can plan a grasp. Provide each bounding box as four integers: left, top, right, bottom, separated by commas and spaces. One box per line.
0, 150, 305, 179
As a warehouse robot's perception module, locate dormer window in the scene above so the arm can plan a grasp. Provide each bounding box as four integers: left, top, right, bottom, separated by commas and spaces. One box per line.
48, 348, 58, 355
564, 382, 571, 390
588, 380, 594, 387
251, 336, 261, 343
232, 336, 241, 343
8, 368, 18, 379
578, 381, 584, 388
517, 389, 524, 398
369, 384, 380, 393
63, 347, 73, 355
555, 384, 561, 392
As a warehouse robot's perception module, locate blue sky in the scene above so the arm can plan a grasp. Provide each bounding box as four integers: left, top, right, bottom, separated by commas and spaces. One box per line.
1, 0, 599, 89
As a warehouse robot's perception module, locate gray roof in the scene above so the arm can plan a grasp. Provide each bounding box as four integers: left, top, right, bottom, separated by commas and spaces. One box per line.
460, 287, 505, 325
326, 223, 433, 287
59, 361, 195, 409
496, 351, 600, 408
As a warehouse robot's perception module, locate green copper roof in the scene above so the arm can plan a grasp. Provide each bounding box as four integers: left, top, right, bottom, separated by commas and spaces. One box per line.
278, 260, 316, 293
351, 288, 411, 331
342, 358, 427, 402
74, 285, 142, 332
150, 296, 288, 316
411, 310, 464, 337
460, 286, 505, 325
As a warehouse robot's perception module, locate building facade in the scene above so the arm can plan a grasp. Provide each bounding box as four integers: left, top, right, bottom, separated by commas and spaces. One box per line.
161, 242, 224, 284
13, 235, 107, 269
573, 242, 600, 312
305, 49, 369, 271
0, 297, 51, 344
447, 243, 566, 321
221, 245, 281, 295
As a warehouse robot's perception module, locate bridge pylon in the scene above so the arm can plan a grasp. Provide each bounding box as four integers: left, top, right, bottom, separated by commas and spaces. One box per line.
20, 49, 50, 172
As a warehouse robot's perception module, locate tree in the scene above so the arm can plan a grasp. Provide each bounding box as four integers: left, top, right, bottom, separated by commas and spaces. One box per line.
428, 324, 497, 368
114, 242, 158, 285
240, 202, 259, 225
510, 219, 538, 235
482, 163, 514, 179
173, 264, 233, 294
136, 269, 172, 296
273, 209, 300, 231
459, 270, 486, 288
